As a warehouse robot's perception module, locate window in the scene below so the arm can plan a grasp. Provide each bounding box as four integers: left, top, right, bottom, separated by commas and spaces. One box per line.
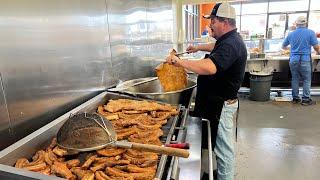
242, 2, 268, 15
183, 5, 200, 41
268, 14, 287, 39
241, 14, 267, 39
236, 16, 241, 32
269, 0, 309, 13
231, 3, 241, 15
310, 0, 320, 11
288, 13, 307, 28
309, 12, 320, 32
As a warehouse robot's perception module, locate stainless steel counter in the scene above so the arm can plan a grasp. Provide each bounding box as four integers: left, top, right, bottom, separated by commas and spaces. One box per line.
246, 55, 320, 73
178, 116, 202, 180
248, 54, 320, 61
0, 91, 201, 180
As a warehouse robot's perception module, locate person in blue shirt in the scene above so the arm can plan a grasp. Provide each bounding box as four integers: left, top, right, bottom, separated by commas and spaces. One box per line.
282, 16, 320, 105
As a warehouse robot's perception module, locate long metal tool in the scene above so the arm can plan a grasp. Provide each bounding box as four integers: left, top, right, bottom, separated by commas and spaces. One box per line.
108, 77, 158, 92
174, 51, 190, 56
56, 112, 190, 158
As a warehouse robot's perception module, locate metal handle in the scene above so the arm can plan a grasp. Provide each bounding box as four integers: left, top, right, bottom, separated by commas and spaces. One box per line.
165, 143, 190, 149
202, 119, 214, 180
114, 141, 189, 158
108, 77, 158, 92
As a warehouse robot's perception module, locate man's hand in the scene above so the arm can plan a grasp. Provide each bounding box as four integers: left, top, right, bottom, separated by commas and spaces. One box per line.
186, 45, 198, 53
165, 54, 182, 67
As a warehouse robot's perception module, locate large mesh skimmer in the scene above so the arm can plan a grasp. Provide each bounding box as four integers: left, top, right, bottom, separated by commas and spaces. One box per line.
57, 112, 189, 158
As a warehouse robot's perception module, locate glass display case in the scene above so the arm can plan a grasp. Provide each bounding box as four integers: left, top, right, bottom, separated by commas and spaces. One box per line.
264, 38, 284, 53
245, 38, 320, 55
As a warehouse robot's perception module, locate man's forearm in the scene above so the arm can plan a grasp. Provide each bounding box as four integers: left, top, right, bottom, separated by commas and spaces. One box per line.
196, 43, 215, 52
177, 58, 217, 75
313, 44, 320, 54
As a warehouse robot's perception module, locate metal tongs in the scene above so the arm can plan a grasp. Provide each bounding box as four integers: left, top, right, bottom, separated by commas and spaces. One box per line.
174, 51, 190, 57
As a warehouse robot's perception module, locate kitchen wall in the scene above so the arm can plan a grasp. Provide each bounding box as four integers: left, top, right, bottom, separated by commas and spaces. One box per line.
0, 0, 174, 150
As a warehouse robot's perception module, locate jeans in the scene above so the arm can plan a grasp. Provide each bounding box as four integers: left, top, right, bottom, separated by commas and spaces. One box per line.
289, 60, 312, 101
214, 100, 238, 180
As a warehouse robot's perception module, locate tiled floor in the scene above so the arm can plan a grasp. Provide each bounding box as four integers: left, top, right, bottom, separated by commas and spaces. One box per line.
235, 95, 320, 180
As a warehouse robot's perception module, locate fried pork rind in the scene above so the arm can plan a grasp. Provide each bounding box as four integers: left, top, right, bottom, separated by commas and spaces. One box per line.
96, 170, 134, 180
15, 158, 29, 168
65, 159, 80, 168
51, 161, 75, 179
97, 147, 126, 157
98, 105, 120, 121
106, 167, 154, 180
71, 167, 94, 180
155, 49, 187, 92
105, 99, 176, 113
82, 155, 97, 169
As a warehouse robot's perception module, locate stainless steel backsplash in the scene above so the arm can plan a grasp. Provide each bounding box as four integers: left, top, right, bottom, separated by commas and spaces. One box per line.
0, 0, 174, 150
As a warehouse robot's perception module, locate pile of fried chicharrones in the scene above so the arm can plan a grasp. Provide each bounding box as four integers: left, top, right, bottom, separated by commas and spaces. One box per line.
14, 99, 178, 180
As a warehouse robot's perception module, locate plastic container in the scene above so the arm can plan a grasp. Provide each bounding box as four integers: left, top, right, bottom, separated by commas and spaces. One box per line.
249, 72, 273, 101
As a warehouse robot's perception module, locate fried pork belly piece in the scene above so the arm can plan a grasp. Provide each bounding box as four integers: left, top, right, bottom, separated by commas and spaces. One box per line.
90, 160, 130, 172
98, 105, 119, 121
82, 155, 97, 169
149, 112, 171, 121
105, 99, 176, 113
29, 150, 45, 166
46, 138, 57, 151
128, 136, 163, 146
39, 166, 51, 175
156, 49, 187, 92
15, 158, 29, 168
52, 146, 68, 157
93, 156, 120, 165
44, 149, 61, 165
113, 119, 139, 127
65, 159, 80, 168
116, 128, 138, 140
122, 152, 158, 165
136, 123, 162, 130
125, 149, 158, 159
115, 126, 138, 134
82, 171, 95, 180
118, 112, 148, 120
23, 162, 47, 172
122, 110, 147, 114
51, 161, 75, 179
136, 160, 157, 168
131, 129, 163, 139
97, 148, 126, 157
71, 167, 94, 180
121, 164, 156, 174
96, 171, 133, 180
106, 167, 153, 180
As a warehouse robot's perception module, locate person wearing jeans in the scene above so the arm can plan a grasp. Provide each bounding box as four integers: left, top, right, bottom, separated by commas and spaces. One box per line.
166, 3, 247, 179
289, 60, 312, 103
282, 16, 320, 105
215, 101, 238, 180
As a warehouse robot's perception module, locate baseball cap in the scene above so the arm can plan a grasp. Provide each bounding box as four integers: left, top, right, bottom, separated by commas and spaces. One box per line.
295, 16, 307, 25
203, 3, 236, 20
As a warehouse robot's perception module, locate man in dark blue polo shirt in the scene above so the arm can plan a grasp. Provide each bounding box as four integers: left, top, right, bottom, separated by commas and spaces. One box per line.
166, 3, 247, 180
282, 16, 320, 106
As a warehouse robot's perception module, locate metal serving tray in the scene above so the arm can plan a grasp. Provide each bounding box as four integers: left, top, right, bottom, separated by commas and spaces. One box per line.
0, 91, 181, 179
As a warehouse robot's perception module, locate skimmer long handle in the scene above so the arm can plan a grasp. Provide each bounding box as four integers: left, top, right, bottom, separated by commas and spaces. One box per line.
115, 141, 189, 158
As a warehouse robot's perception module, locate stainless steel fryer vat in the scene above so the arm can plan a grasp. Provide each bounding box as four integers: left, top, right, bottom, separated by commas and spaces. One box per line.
111, 77, 197, 106
0, 92, 184, 179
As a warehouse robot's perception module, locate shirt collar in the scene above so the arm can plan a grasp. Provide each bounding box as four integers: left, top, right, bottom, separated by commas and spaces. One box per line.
216, 29, 238, 44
